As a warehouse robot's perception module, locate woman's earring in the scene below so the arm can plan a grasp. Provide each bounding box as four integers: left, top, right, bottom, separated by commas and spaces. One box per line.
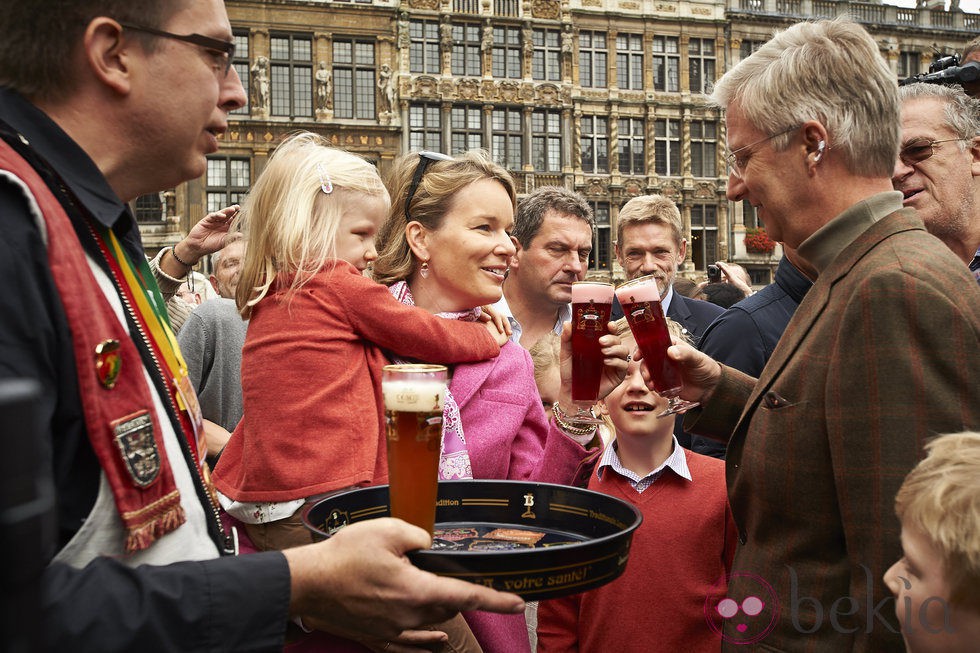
420, 261, 430, 279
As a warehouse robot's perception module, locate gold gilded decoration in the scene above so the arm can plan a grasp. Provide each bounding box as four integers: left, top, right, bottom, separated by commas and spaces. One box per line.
694, 181, 716, 199
409, 0, 441, 8
522, 492, 536, 519
414, 76, 439, 98
624, 179, 643, 196
458, 78, 481, 100
538, 84, 561, 104
620, 1, 640, 8
498, 81, 520, 102
656, 2, 677, 10
531, 0, 561, 19
691, 6, 711, 14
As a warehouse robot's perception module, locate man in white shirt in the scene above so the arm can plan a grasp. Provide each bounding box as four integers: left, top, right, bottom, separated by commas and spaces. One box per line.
496, 186, 594, 350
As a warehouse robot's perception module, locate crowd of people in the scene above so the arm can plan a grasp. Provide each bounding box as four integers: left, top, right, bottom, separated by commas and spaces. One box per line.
1, 2, 979, 652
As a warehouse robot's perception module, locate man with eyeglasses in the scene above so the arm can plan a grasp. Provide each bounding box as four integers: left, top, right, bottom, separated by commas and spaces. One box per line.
653, 20, 980, 651
0, 1, 522, 651
892, 83, 980, 285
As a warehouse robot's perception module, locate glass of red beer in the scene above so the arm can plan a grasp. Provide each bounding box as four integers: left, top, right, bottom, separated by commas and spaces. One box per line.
614, 274, 699, 417
570, 281, 615, 423
382, 364, 447, 535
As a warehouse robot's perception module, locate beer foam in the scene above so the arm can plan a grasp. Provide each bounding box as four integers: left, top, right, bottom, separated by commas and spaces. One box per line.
571, 282, 614, 304
382, 380, 447, 412
615, 279, 662, 305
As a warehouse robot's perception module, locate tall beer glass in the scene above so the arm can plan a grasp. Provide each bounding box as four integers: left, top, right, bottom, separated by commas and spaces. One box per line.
382, 364, 447, 535
570, 281, 614, 422
615, 275, 699, 417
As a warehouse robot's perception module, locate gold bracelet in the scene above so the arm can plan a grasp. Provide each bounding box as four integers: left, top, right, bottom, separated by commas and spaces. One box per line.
552, 403, 597, 436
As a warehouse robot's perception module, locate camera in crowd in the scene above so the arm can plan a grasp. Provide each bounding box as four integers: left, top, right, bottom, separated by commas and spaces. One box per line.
707, 264, 722, 283
899, 52, 980, 88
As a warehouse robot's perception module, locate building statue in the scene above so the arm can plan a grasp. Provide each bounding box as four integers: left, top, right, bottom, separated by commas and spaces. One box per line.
377, 64, 396, 115
315, 62, 332, 113
250, 56, 270, 113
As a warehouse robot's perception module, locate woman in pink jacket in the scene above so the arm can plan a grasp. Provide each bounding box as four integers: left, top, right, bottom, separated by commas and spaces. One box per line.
372, 150, 629, 653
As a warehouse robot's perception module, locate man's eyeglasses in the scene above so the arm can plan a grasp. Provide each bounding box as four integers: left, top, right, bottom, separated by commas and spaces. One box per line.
404, 151, 454, 221
119, 23, 236, 77
898, 137, 970, 167
726, 125, 800, 179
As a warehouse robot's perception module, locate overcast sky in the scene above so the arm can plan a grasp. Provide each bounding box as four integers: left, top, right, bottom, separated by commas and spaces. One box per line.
888, 0, 980, 15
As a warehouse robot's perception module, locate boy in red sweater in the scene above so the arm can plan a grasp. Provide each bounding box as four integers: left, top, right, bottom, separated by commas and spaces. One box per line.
537, 319, 736, 652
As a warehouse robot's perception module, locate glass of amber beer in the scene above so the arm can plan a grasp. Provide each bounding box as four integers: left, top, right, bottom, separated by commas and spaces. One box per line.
570, 281, 615, 423
382, 364, 447, 535
614, 275, 699, 417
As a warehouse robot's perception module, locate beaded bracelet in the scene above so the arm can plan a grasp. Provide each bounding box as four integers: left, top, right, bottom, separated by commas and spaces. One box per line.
552, 402, 597, 437
169, 245, 194, 269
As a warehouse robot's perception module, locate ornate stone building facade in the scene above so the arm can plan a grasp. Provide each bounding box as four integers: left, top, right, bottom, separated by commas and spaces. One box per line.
141, 0, 977, 283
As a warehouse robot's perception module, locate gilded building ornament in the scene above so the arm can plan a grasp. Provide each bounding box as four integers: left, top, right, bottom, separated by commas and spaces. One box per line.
694, 182, 716, 199
414, 76, 440, 98
536, 83, 561, 105
498, 81, 520, 102
458, 78, 481, 100
410, 0, 441, 9
531, 0, 561, 19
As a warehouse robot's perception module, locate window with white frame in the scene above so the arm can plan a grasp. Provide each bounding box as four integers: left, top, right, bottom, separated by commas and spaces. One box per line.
589, 201, 611, 271
492, 107, 523, 169
654, 118, 681, 176
231, 31, 249, 115
652, 35, 679, 92
206, 157, 250, 213
409, 104, 443, 151
616, 33, 643, 90
410, 20, 441, 74
688, 37, 715, 94
581, 115, 609, 174
689, 204, 718, 271
451, 105, 484, 154
532, 28, 561, 81
451, 23, 482, 76
492, 26, 522, 78
332, 39, 376, 119
578, 31, 607, 88
270, 34, 313, 117
690, 120, 717, 177
618, 117, 645, 175
532, 109, 562, 172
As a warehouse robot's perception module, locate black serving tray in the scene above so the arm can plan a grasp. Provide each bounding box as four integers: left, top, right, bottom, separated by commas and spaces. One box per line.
303, 480, 642, 600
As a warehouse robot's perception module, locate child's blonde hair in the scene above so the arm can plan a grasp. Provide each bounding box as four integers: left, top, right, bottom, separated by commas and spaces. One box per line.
895, 431, 980, 612
235, 132, 390, 318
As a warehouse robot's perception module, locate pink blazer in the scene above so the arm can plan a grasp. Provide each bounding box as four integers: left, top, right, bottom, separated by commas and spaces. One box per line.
454, 341, 593, 653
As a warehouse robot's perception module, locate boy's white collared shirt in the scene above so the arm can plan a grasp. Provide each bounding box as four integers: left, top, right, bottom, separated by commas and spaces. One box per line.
595, 435, 691, 493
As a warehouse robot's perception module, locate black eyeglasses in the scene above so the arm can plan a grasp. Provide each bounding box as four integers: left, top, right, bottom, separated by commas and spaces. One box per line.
898, 137, 970, 167
119, 22, 236, 77
403, 151, 453, 221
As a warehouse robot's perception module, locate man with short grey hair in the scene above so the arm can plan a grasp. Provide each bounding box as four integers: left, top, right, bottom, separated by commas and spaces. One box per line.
663, 19, 980, 650
497, 186, 594, 349
178, 233, 248, 462
612, 194, 724, 345
892, 82, 980, 283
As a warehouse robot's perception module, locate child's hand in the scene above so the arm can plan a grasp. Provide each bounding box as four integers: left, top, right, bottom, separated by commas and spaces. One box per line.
478, 305, 512, 346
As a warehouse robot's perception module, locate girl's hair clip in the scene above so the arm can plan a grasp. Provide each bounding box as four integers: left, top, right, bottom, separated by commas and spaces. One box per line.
316, 163, 334, 194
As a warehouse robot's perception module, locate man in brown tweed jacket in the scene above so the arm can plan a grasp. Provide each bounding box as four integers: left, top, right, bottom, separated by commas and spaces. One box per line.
660, 20, 980, 652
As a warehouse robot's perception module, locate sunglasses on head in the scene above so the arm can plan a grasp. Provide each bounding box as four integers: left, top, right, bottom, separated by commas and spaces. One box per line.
404, 151, 453, 221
